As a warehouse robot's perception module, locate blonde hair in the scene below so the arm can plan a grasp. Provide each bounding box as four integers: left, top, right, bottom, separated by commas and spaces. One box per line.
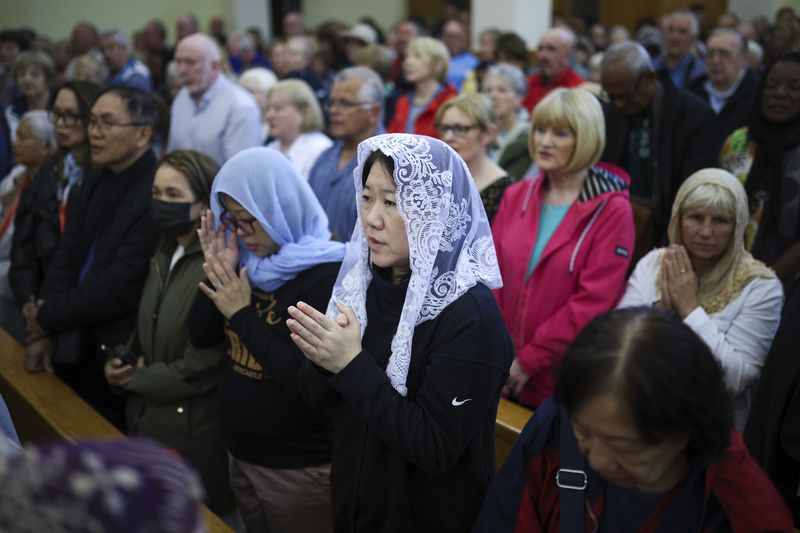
267, 79, 324, 132
434, 92, 494, 131
407, 37, 450, 83
529, 87, 605, 174
661, 168, 776, 314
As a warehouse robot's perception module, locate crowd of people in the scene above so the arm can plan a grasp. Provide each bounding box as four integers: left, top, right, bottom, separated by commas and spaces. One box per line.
0, 3, 799, 531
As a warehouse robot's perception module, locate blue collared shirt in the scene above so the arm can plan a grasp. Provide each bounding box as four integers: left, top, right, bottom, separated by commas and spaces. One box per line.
308, 141, 360, 241
107, 58, 152, 92
447, 51, 479, 91
167, 75, 262, 164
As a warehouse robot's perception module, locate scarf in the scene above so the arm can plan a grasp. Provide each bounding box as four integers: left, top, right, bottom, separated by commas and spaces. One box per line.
210, 147, 346, 292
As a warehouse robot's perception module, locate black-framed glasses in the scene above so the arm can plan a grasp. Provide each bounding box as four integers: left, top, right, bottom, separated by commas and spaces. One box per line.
50, 111, 84, 128
436, 124, 479, 137
88, 117, 149, 135
220, 211, 258, 236
324, 99, 373, 112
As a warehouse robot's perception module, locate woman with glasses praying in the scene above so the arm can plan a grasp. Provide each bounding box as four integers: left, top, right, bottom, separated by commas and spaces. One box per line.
386, 37, 457, 138
491, 88, 635, 408
435, 93, 509, 223
188, 147, 345, 533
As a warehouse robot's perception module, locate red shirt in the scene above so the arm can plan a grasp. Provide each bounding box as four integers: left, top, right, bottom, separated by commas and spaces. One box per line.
387, 84, 458, 139
523, 68, 585, 113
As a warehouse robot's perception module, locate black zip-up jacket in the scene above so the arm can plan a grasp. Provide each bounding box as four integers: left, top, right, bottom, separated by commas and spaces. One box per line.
9, 156, 61, 307
298, 270, 514, 533
37, 150, 157, 347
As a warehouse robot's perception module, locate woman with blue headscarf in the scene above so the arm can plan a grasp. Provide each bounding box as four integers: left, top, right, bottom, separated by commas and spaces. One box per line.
188, 147, 345, 533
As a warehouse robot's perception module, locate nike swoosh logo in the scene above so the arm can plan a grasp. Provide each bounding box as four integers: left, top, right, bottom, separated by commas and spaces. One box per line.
451, 397, 472, 407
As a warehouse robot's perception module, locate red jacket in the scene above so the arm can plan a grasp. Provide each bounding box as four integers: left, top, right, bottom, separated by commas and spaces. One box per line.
387, 84, 458, 139
474, 399, 794, 532
491, 164, 634, 406
523, 68, 585, 112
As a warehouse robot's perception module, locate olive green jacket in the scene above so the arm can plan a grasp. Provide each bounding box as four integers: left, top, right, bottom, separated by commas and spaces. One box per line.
125, 236, 233, 514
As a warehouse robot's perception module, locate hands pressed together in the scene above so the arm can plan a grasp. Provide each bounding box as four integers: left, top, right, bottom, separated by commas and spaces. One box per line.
286, 301, 362, 374
197, 209, 251, 320
22, 299, 53, 373
658, 245, 700, 319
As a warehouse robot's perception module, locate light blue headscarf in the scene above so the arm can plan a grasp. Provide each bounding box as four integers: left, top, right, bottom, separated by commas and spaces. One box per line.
210, 147, 346, 292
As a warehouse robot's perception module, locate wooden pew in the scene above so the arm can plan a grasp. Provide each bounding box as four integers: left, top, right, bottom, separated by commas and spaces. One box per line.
495, 398, 533, 471
0, 329, 232, 533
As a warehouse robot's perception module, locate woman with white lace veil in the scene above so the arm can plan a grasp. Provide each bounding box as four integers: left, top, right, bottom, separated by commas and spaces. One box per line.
287, 133, 514, 532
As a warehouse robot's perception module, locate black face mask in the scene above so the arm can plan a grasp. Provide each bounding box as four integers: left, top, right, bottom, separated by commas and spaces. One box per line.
150, 199, 198, 237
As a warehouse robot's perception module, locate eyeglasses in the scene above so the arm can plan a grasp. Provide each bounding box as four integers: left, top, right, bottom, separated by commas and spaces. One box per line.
220, 212, 258, 236
88, 117, 149, 135
436, 124, 479, 137
50, 111, 84, 128
324, 99, 374, 112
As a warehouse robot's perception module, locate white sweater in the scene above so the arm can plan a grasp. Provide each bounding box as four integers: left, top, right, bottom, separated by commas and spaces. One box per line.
618, 249, 784, 429
267, 131, 333, 181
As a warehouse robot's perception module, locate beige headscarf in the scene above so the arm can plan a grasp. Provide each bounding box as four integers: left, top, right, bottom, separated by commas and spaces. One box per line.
658, 168, 776, 315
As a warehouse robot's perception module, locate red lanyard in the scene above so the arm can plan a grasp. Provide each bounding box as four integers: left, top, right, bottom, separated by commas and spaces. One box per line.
0, 174, 31, 239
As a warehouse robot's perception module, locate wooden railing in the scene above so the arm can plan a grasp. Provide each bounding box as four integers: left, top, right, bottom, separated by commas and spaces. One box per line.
0, 329, 232, 533
0, 326, 534, 525
495, 397, 533, 471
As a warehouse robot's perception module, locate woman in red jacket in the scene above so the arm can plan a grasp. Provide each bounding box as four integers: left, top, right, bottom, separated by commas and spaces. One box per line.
387, 37, 457, 138
474, 308, 793, 532
491, 87, 634, 407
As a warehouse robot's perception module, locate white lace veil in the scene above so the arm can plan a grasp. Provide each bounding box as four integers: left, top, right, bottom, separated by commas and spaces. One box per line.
328, 133, 503, 396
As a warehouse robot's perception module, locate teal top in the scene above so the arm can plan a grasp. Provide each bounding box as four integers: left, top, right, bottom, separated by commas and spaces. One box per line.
527, 203, 570, 278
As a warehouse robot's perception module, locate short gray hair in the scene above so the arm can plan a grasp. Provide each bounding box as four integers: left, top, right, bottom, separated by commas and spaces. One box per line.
100, 29, 130, 50
707, 28, 748, 54
20, 110, 56, 150
483, 63, 528, 97
333, 66, 385, 121
669, 10, 700, 37
601, 41, 654, 77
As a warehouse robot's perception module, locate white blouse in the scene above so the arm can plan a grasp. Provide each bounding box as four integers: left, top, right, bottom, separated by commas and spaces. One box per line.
618, 249, 784, 429
267, 131, 333, 181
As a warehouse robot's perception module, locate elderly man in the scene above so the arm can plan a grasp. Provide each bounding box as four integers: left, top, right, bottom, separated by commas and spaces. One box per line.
29, 87, 159, 426
441, 19, 478, 90
654, 10, 706, 89
167, 33, 261, 164
600, 41, 718, 259
689, 28, 758, 146
227, 32, 269, 74
308, 67, 384, 241
99, 30, 151, 91
523, 27, 584, 112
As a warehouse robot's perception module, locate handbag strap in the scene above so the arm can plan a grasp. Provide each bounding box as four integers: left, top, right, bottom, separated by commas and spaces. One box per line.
558, 406, 587, 533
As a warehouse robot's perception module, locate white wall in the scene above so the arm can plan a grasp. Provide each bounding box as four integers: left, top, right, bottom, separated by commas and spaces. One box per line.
303, 0, 407, 33
472, 0, 551, 51
0, 0, 254, 43
728, 0, 800, 22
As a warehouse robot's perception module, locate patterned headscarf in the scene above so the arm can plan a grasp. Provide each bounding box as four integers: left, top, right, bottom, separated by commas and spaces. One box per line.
0, 438, 207, 533
659, 168, 777, 314
330, 134, 503, 396
210, 147, 346, 292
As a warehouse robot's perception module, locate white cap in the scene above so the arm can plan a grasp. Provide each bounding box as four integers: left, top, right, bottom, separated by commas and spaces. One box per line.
341, 23, 378, 45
